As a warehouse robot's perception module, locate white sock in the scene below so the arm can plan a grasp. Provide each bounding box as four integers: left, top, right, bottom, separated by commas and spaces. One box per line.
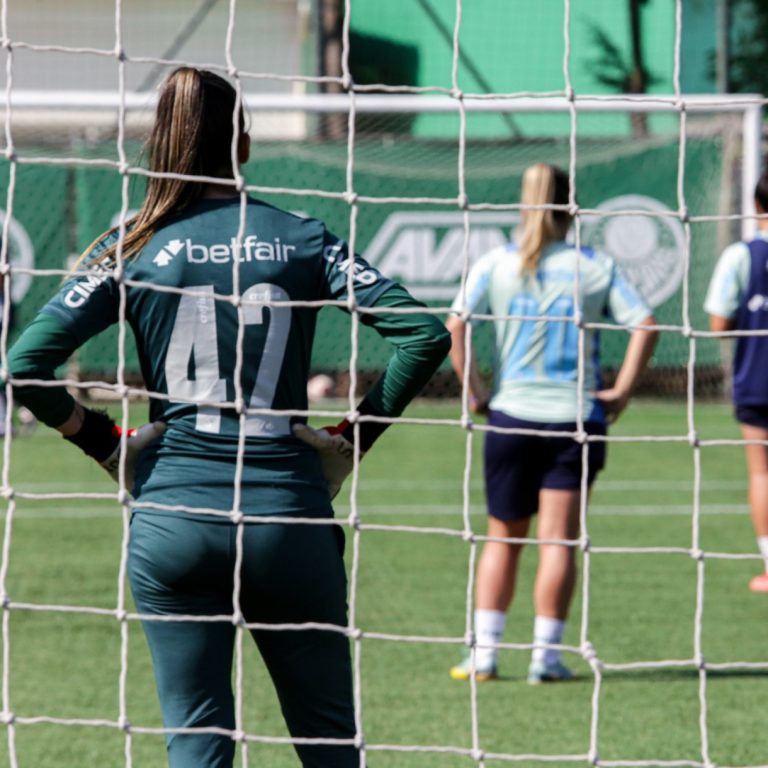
532, 615, 566, 666
758, 536, 768, 572
474, 609, 506, 667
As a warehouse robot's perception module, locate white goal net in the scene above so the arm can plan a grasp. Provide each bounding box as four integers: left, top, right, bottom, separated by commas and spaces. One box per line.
0, 1, 766, 767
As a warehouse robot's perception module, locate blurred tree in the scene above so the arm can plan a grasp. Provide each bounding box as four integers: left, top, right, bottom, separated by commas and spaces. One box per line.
317, 0, 345, 139
715, 0, 768, 94
586, 0, 658, 137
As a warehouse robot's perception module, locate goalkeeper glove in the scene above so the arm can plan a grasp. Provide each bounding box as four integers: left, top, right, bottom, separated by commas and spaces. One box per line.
64, 408, 165, 492
292, 420, 362, 500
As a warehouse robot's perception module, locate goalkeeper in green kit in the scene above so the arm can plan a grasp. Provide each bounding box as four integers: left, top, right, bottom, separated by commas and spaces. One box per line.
7, 67, 450, 768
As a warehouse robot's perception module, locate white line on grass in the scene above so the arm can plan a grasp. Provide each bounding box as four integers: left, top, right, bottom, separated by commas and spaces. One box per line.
8, 478, 748, 493
0, 503, 751, 519
335, 504, 749, 516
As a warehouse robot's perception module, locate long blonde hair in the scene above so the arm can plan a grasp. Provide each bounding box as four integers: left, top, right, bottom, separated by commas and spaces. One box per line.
78, 67, 244, 268
517, 163, 572, 275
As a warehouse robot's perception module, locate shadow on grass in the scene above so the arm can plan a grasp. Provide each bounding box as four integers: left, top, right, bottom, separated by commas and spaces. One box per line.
474, 667, 768, 685
599, 668, 768, 682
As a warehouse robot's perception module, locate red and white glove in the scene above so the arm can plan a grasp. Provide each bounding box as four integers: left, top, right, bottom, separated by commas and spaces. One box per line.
64, 408, 165, 494
99, 421, 166, 490
292, 420, 361, 500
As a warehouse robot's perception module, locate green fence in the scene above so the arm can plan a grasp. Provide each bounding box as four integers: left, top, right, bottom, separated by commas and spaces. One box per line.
3, 129, 729, 389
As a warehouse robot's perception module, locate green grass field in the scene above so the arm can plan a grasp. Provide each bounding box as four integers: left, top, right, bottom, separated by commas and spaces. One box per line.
0, 399, 765, 767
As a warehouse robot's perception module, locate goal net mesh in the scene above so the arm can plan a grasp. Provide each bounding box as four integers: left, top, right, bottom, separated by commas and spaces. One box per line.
0, 0, 765, 767
5, 109, 745, 398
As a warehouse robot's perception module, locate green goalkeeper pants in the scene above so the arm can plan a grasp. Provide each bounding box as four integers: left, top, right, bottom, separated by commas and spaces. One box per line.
127, 512, 359, 768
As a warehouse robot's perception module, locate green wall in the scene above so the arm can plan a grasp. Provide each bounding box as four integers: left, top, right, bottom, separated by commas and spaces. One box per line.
680, 0, 717, 93
349, 0, 719, 138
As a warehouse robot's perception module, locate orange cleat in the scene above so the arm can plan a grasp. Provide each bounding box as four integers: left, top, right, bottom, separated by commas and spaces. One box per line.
749, 573, 768, 593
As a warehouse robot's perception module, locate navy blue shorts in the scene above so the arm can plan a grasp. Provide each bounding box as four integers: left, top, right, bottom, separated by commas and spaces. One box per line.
736, 404, 768, 429
483, 410, 607, 521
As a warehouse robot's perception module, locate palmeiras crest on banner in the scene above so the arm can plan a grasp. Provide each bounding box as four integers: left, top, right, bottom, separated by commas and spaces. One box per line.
364, 198, 684, 308
0, 208, 35, 305
580, 195, 686, 309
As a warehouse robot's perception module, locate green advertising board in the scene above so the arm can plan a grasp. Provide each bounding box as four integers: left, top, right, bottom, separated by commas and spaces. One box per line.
4, 132, 726, 386
0, 161, 70, 335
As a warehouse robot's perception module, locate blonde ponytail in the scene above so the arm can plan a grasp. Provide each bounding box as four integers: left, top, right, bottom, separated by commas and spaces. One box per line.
77, 67, 243, 269
517, 163, 571, 275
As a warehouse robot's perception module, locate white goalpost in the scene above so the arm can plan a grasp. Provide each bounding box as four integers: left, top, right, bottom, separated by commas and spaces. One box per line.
1, 91, 762, 245
0, 0, 766, 767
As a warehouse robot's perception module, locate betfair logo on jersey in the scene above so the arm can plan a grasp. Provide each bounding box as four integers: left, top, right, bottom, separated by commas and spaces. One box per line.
181, 237, 295, 265
153, 239, 184, 267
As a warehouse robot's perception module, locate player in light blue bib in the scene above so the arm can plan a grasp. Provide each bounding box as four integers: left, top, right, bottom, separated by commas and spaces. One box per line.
447, 163, 657, 683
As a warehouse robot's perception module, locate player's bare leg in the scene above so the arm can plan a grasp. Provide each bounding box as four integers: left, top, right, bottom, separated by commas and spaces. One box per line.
451, 516, 529, 681
528, 488, 580, 683
741, 424, 768, 592
476, 516, 530, 611
535, 488, 580, 618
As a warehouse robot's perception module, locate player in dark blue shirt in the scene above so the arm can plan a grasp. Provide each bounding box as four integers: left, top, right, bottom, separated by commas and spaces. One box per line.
8, 67, 450, 767
705, 170, 768, 594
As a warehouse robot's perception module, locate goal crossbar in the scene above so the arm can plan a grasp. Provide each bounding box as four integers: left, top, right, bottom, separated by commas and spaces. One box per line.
3, 90, 759, 241
1, 91, 762, 114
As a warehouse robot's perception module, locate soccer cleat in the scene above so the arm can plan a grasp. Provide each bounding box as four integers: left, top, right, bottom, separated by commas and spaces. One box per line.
749, 572, 768, 593
449, 655, 498, 681
527, 659, 573, 685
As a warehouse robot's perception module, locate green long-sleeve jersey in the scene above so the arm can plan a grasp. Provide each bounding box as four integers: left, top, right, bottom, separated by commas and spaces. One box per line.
8, 196, 450, 517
